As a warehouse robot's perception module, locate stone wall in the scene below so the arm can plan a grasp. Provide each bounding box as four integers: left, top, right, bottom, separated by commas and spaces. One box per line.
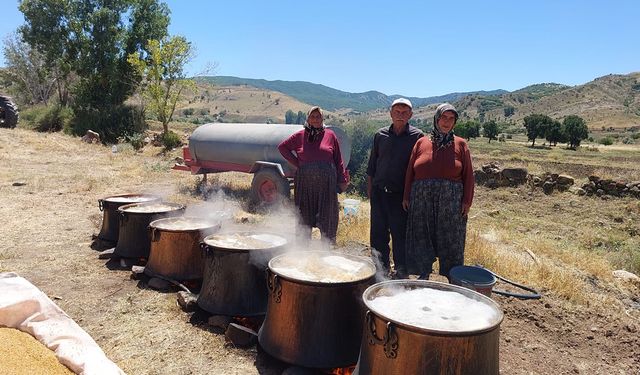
474, 162, 528, 188
531, 173, 575, 195
474, 162, 639, 199
581, 176, 640, 198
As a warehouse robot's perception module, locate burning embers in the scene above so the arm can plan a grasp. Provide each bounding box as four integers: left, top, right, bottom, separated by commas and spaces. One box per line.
326, 366, 356, 375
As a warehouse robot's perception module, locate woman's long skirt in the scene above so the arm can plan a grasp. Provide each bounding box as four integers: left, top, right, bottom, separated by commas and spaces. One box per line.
405, 179, 467, 277
294, 162, 339, 242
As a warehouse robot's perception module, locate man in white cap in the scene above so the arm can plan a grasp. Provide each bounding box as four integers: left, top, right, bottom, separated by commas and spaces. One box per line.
366, 98, 423, 278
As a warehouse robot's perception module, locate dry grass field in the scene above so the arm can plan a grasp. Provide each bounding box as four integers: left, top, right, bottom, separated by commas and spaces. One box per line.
1, 127, 639, 374
172, 84, 341, 125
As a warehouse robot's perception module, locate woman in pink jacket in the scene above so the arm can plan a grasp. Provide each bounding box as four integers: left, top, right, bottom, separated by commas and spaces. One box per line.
278, 106, 349, 243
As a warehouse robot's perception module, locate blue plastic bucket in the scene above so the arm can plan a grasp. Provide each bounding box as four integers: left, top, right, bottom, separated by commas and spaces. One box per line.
449, 266, 497, 297
342, 199, 361, 216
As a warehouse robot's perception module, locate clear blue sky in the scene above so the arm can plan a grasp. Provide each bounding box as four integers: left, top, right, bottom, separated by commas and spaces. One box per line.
2, 0, 638, 97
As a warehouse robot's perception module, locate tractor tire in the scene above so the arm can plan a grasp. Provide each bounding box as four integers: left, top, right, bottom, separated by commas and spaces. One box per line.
0, 95, 19, 129
250, 168, 290, 205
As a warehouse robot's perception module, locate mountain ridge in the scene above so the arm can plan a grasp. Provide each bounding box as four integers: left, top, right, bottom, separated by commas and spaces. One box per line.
188, 72, 640, 129
195, 76, 507, 112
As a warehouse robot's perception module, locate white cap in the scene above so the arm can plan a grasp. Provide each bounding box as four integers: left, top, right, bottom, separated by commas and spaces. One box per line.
391, 98, 413, 109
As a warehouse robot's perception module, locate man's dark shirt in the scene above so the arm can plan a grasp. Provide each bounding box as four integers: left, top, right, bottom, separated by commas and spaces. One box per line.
367, 124, 423, 193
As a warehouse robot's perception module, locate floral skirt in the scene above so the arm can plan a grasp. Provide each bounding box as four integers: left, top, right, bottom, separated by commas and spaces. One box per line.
405, 179, 467, 277
294, 162, 339, 241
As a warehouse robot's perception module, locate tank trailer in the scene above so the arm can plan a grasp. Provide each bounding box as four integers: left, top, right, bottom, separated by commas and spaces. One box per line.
173, 123, 351, 204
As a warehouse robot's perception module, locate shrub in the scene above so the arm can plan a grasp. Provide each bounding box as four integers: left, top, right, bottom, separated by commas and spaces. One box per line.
35, 105, 73, 132
18, 105, 48, 128
19, 105, 73, 132
126, 132, 146, 151
599, 137, 614, 146
161, 130, 182, 150
68, 105, 146, 143
182, 108, 194, 116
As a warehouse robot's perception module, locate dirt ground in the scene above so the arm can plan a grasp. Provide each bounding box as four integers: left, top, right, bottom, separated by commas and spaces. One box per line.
1, 128, 638, 375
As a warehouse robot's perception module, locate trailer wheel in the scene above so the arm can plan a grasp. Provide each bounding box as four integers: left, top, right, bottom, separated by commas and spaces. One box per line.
251, 169, 290, 205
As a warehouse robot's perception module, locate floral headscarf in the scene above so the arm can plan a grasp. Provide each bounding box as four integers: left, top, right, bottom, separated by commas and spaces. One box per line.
431, 103, 459, 149
304, 106, 325, 142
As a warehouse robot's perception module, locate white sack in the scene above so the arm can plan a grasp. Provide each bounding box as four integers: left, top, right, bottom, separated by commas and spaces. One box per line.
0, 272, 125, 375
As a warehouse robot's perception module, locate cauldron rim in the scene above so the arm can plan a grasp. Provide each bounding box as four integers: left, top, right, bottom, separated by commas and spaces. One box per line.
362, 279, 504, 336
118, 202, 185, 215
101, 193, 161, 203
202, 231, 287, 253
148, 215, 220, 233
267, 250, 376, 286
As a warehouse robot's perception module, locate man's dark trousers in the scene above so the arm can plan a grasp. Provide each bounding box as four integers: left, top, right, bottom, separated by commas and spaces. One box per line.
370, 186, 407, 274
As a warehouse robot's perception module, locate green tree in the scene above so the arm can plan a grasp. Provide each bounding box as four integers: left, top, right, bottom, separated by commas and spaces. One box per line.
523, 114, 554, 147
285, 109, 295, 124
504, 106, 515, 118
296, 110, 306, 124
19, 0, 170, 141
345, 118, 385, 195
563, 115, 588, 149
545, 120, 566, 146
1, 33, 58, 105
129, 36, 194, 135
409, 118, 433, 133
482, 120, 500, 143
455, 120, 480, 140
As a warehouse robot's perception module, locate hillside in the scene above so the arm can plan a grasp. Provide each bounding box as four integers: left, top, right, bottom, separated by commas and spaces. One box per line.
455, 73, 640, 129
188, 73, 640, 130
174, 83, 342, 125
196, 76, 506, 113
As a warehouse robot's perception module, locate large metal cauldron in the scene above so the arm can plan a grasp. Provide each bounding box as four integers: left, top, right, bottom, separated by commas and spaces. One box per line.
258, 251, 376, 368
113, 202, 185, 258
197, 232, 287, 316
97, 194, 160, 242
145, 217, 220, 280
354, 280, 504, 375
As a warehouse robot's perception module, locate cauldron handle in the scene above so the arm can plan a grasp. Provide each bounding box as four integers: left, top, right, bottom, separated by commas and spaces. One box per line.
266, 270, 282, 303
366, 310, 398, 359
200, 242, 210, 255
98, 199, 104, 211
149, 226, 160, 242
